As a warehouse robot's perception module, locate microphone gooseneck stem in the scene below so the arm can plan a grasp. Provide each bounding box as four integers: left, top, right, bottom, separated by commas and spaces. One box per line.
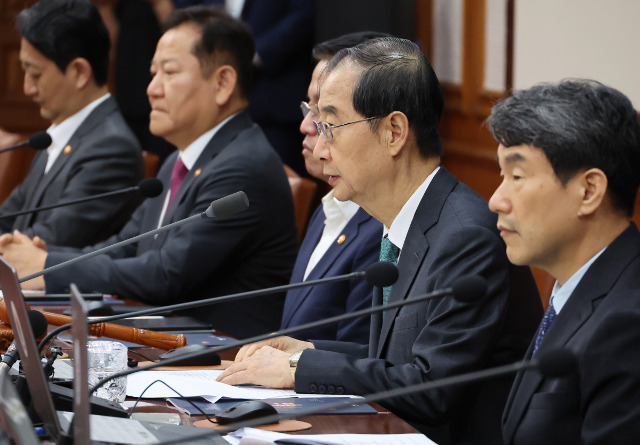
0, 186, 139, 219
37, 270, 366, 353
20, 212, 206, 283
0, 141, 28, 154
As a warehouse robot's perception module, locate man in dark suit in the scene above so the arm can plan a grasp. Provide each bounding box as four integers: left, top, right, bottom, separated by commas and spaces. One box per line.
487, 79, 640, 445
172, 0, 316, 176
0, 0, 143, 247
0, 6, 298, 339
281, 33, 392, 344
218, 38, 542, 444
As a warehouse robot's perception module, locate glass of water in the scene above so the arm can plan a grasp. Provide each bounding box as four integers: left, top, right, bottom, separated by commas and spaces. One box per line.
87, 340, 128, 403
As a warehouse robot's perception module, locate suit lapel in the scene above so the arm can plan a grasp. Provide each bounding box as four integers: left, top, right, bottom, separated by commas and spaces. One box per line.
14, 152, 49, 228
281, 208, 372, 328
376, 168, 457, 357
161, 111, 253, 224
20, 98, 118, 225
502, 223, 640, 443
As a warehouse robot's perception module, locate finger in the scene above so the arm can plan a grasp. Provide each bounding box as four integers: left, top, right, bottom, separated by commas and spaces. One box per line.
32, 236, 47, 250
235, 343, 265, 362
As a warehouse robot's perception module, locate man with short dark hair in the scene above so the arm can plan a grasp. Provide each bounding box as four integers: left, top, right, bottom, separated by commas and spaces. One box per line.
1, 6, 298, 339
218, 37, 543, 444
488, 79, 640, 445
0, 0, 144, 247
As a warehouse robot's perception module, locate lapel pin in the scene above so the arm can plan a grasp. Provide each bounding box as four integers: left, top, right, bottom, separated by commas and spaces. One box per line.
194, 168, 202, 177
63, 145, 72, 155
337, 234, 346, 244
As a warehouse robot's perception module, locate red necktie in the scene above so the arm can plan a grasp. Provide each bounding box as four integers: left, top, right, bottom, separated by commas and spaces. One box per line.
167, 157, 188, 209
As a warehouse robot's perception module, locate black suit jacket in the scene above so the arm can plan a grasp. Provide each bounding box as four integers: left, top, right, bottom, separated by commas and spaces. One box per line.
502, 223, 640, 445
0, 97, 143, 246
295, 168, 543, 445
45, 111, 298, 338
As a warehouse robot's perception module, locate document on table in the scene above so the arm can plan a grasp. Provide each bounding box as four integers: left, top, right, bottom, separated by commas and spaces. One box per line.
223, 427, 438, 445
126, 369, 295, 399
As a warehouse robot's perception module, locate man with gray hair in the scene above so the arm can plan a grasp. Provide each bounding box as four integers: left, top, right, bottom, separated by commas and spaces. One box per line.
218, 37, 543, 445
488, 79, 640, 445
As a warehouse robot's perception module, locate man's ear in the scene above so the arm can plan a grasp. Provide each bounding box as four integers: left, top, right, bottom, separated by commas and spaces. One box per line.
578, 168, 608, 217
212, 65, 238, 106
67, 57, 93, 90
385, 111, 410, 157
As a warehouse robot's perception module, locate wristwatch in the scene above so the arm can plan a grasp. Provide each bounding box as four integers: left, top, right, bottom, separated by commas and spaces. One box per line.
289, 351, 303, 382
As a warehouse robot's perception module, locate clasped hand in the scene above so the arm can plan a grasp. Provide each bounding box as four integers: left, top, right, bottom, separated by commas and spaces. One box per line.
0, 230, 47, 289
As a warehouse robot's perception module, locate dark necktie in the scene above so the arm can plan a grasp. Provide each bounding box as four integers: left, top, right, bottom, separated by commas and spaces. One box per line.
167, 157, 188, 209
532, 301, 557, 356
379, 236, 400, 305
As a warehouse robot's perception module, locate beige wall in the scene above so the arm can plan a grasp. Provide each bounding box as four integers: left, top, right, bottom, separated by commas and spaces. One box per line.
514, 0, 640, 107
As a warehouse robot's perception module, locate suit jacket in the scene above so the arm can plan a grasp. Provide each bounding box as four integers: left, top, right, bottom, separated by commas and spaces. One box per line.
45, 111, 298, 338
280, 205, 382, 343
0, 97, 144, 247
502, 223, 640, 445
294, 167, 543, 445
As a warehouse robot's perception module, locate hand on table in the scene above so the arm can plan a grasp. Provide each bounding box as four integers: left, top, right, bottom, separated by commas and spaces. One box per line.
216, 336, 314, 388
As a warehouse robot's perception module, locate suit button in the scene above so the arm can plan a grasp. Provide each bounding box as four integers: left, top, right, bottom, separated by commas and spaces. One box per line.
327, 385, 335, 394
309, 384, 317, 393
336, 386, 344, 394
318, 384, 326, 393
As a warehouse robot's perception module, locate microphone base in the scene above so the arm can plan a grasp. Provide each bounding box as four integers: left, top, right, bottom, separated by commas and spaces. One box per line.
12, 375, 128, 421
48, 382, 129, 418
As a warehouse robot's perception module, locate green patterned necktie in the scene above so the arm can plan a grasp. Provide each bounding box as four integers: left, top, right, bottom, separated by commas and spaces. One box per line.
379, 236, 400, 305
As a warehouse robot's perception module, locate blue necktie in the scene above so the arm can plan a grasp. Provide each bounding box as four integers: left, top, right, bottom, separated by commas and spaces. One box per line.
532, 302, 557, 356
379, 236, 400, 305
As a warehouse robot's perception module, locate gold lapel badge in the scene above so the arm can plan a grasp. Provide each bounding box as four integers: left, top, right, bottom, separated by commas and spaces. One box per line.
63, 145, 72, 155
337, 234, 346, 244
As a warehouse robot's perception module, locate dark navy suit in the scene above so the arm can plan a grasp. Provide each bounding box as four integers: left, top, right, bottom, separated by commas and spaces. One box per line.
280, 204, 382, 343
502, 223, 640, 445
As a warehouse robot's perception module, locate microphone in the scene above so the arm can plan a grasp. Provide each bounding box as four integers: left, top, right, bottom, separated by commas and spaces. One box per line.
0, 178, 163, 220
0, 310, 48, 372
0, 131, 51, 154
36, 262, 399, 353
89, 275, 487, 394
18, 190, 249, 283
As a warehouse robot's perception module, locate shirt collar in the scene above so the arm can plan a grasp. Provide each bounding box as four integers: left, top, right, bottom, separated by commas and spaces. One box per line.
47, 93, 111, 156
385, 166, 440, 251
550, 247, 607, 313
322, 189, 360, 226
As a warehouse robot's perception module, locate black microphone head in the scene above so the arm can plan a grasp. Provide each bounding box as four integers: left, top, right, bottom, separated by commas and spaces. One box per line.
205, 191, 249, 218
536, 349, 578, 378
28, 131, 52, 150
365, 262, 399, 287
450, 276, 487, 303
137, 178, 163, 198
26, 309, 48, 338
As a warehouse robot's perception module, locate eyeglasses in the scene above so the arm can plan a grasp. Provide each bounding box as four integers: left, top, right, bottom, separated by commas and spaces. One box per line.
300, 101, 319, 119
313, 116, 382, 142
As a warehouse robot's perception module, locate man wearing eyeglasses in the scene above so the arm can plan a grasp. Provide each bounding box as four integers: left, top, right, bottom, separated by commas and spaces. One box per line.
219, 37, 543, 445
280, 32, 391, 344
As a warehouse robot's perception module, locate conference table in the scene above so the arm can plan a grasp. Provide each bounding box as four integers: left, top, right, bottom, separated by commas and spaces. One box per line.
35, 299, 421, 438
